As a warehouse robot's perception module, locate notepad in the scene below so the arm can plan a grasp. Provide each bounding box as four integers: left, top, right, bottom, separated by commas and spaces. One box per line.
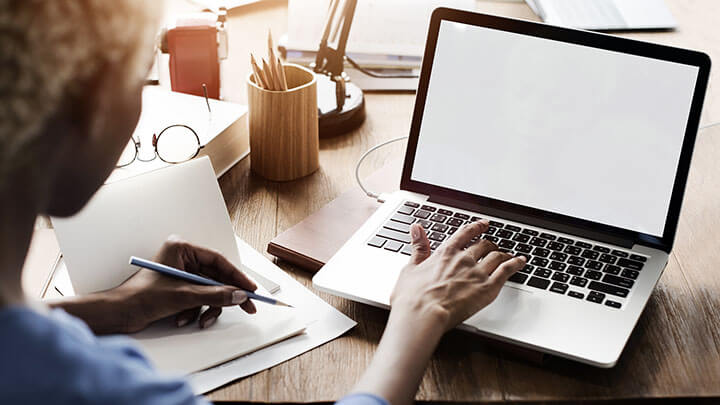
51, 157, 302, 373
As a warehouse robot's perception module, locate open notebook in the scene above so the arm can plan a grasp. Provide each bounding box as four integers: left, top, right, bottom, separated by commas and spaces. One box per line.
51, 157, 306, 374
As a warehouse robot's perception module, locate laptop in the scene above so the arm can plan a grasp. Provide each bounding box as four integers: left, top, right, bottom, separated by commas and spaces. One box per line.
526, 0, 676, 31
313, 8, 710, 367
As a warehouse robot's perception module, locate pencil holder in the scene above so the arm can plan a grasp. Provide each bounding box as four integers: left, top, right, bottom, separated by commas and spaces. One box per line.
247, 63, 319, 182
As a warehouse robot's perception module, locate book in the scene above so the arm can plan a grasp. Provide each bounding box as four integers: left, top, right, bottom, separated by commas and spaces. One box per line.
107, 86, 249, 183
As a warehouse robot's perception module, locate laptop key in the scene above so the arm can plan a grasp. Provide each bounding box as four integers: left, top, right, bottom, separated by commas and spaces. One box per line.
552, 272, 570, 283
602, 274, 634, 289
391, 213, 415, 225
567, 256, 585, 266
581, 250, 599, 260
384, 240, 403, 252
570, 276, 589, 287
414, 210, 431, 219
585, 270, 602, 280
585, 260, 603, 271
549, 261, 566, 271
531, 257, 549, 267
611, 249, 629, 258
520, 264, 534, 274
483, 235, 499, 243
429, 232, 446, 242
532, 247, 550, 258
400, 244, 413, 255
404, 201, 420, 208
430, 242, 441, 250
485, 226, 497, 235
527, 276, 551, 290
416, 219, 432, 229
589, 281, 629, 298
568, 291, 584, 299
508, 272, 528, 284
599, 254, 617, 264
430, 213, 448, 223
534, 268, 552, 278
621, 269, 639, 280
454, 212, 470, 220
529, 237, 547, 247
505, 225, 521, 232
516, 243, 533, 253
549, 252, 567, 261
522, 229, 539, 236
384, 221, 410, 233
377, 228, 412, 244
496, 229, 514, 239
547, 242, 565, 251
539, 233, 557, 241
499, 239, 516, 249
605, 300, 622, 309
516, 253, 531, 261
593, 245, 610, 253
558, 237, 574, 244
397, 205, 415, 215
576, 241, 592, 249
489, 220, 504, 227
471, 216, 482, 221
431, 223, 449, 232
513, 233, 531, 243
587, 291, 605, 304
567, 266, 584, 276
604, 264, 621, 275
421, 205, 436, 212
564, 245, 582, 255
618, 258, 644, 271
447, 218, 464, 227
438, 208, 453, 216
550, 282, 568, 294
447, 227, 458, 235
367, 236, 386, 248
629, 254, 647, 262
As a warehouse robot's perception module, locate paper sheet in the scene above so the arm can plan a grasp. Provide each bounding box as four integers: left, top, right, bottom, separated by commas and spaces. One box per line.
188, 236, 357, 394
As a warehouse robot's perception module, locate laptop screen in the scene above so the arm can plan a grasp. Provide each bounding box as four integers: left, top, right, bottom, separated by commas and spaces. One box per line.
410, 20, 700, 237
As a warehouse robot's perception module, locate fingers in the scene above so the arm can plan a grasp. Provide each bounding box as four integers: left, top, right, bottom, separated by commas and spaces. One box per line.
464, 238, 498, 261
171, 239, 258, 291
488, 256, 527, 286
478, 250, 513, 271
183, 285, 248, 308
445, 220, 489, 251
175, 307, 200, 327
240, 299, 257, 314
199, 306, 222, 329
409, 224, 431, 264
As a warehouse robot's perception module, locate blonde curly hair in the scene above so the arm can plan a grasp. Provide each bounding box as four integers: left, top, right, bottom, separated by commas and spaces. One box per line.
0, 0, 159, 172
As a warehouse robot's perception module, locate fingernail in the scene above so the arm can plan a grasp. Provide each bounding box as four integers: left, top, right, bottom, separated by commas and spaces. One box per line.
177, 318, 189, 327
411, 225, 421, 240
518, 256, 527, 262
232, 290, 247, 304
201, 316, 217, 329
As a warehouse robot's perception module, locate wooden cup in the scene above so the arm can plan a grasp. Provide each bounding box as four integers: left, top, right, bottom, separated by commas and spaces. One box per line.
247, 63, 319, 181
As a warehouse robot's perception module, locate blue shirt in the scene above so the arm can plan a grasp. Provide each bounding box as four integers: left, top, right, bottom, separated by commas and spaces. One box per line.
0, 306, 387, 405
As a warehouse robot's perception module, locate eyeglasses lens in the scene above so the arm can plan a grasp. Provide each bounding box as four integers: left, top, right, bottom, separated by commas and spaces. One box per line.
156, 126, 201, 163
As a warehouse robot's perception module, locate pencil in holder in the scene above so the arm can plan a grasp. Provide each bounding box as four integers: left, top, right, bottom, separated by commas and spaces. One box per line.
247, 63, 319, 182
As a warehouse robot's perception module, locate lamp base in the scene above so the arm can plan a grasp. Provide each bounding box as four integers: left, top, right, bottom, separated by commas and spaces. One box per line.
316, 74, 366, 138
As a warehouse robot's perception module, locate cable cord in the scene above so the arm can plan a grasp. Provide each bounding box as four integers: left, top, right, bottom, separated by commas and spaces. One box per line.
356, 136, 409, 201
700, 121, 720, 131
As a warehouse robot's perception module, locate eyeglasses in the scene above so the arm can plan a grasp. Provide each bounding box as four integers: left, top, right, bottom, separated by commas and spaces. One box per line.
116, 124, 204, 168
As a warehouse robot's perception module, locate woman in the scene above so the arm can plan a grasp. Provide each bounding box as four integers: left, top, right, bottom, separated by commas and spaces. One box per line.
0, 1, 525, 404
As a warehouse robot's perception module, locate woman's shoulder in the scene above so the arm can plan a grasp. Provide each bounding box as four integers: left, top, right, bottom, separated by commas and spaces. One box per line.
0, 305, 205, 405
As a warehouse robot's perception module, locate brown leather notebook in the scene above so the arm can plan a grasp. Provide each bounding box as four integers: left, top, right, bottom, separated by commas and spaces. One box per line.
268, 161, 402, 272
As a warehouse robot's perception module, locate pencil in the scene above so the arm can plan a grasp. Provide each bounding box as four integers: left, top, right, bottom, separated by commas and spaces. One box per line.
262, 58, 279, 91
129, 256, 293, 308
250, 54, 269, 90
267, 30, 286, 91
276, 56, 288, 90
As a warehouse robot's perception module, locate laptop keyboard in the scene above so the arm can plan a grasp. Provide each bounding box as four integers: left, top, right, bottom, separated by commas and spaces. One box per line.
367, 201, 649, 310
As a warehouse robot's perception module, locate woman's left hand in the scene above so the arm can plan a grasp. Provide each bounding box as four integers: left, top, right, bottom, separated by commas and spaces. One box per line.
52, 236, 258, 334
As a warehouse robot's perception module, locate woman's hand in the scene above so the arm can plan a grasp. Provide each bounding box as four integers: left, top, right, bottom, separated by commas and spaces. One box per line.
391, 220, 526, 331
51, 236, 258, 334
351, 220, 526, 405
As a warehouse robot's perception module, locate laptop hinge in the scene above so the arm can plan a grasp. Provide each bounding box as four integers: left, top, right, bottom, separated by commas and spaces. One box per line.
428, 194, 635, 249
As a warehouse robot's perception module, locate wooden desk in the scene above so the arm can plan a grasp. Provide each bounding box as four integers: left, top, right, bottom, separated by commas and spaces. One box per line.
165, 0, 720, 402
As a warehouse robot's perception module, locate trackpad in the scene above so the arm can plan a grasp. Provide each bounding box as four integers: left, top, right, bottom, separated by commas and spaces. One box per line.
464, 286, 541, 334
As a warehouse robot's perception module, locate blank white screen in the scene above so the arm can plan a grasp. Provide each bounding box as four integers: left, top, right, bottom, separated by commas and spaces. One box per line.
411, 21, 699, 237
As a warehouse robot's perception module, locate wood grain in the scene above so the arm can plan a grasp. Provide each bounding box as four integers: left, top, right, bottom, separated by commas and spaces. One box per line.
248, 64, 319, 181
161, 0, 720, 401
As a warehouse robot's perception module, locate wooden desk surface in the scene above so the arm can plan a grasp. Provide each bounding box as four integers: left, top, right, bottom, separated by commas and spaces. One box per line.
163, 0, 720, 402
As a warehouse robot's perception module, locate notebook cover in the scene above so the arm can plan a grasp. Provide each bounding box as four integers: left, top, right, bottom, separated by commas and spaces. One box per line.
268, 160, 402, 272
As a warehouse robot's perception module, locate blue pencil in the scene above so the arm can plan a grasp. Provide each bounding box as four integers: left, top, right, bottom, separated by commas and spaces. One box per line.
129, 256, 293, 307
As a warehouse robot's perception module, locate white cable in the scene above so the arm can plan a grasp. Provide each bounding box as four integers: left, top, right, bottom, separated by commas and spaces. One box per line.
356, 136, 409, 202
700, 121, 720, 131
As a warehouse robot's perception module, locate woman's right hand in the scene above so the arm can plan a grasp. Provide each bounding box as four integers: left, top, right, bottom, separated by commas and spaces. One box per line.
390, 220, 526, 332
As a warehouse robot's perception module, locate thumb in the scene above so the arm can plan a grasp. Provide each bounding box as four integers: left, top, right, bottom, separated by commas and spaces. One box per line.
409, 224, 431, 264
183, 285, 248, 308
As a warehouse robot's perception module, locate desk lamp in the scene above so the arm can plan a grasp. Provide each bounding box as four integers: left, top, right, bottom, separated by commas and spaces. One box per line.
312, 0, 366, 138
